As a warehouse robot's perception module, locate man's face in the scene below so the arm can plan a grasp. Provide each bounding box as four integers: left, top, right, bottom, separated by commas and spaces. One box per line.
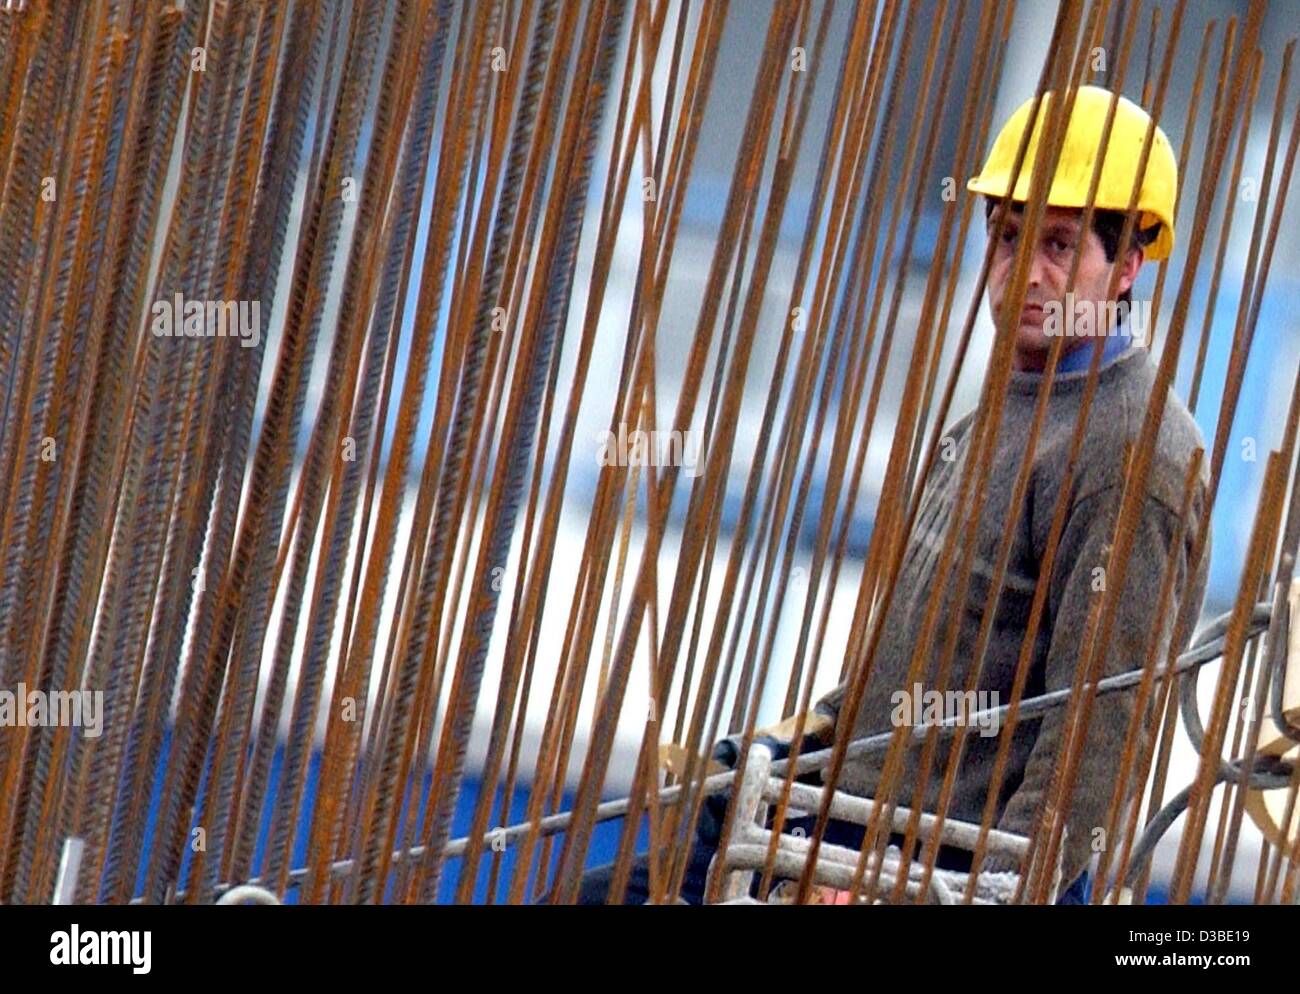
986, 204, 1142, 371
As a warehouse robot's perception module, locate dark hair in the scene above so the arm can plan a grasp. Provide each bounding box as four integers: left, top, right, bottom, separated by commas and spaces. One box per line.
982, 198, 1160, 307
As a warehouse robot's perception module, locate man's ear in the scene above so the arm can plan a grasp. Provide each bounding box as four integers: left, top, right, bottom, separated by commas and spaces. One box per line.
1117, 246, 1144, 296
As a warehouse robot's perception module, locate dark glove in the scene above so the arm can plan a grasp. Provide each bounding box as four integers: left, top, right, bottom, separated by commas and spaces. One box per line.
698, 705, 837, 848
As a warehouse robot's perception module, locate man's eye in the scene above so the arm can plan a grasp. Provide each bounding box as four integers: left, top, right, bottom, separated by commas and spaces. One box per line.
1001, 228, 1018, 243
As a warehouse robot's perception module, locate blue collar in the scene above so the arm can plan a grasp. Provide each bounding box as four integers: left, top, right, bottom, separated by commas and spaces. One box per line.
1055, 325, 1133, 373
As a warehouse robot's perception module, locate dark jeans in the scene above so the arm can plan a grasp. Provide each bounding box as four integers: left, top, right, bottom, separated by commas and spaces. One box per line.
574, 815, 1088, 904
1055, 868, 1091, 904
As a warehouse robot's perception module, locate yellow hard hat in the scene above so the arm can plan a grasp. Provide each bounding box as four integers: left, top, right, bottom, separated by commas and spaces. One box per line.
966, 85, 1178, 261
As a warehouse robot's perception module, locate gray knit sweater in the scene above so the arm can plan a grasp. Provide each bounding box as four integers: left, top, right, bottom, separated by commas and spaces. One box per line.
815, 346, 1210, 889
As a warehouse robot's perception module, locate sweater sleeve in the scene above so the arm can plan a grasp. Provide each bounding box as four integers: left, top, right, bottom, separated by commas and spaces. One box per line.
985, 483, 1201, 885
816, 677, 845, 722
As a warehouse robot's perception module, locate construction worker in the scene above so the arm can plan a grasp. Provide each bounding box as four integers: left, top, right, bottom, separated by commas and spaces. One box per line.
573, 85, 1209, 905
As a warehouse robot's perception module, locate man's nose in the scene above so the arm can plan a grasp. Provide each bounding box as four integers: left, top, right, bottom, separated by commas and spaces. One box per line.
1026, 248, 1050, 291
